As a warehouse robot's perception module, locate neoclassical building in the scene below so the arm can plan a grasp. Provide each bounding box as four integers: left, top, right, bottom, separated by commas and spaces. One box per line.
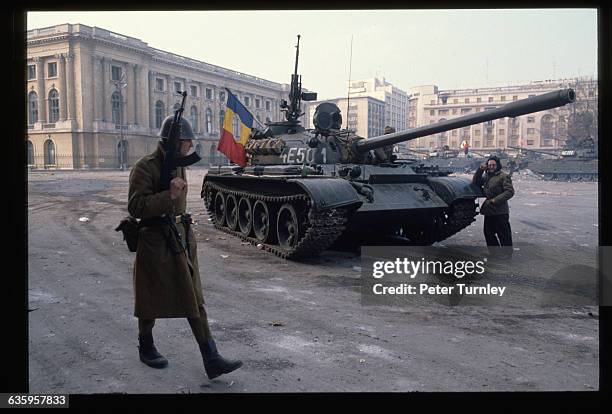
406, 77, 597, 150
26, 23, 308, 169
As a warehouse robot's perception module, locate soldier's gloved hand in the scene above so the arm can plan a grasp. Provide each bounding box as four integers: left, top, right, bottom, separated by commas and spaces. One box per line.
170, 177, 187, 200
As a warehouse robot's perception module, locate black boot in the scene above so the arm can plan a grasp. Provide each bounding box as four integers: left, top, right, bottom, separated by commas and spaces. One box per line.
138, 333, 168, 369
200, 340, 243, 379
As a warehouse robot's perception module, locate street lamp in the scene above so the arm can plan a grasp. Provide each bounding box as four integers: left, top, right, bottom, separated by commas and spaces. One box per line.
113, 73, 128, 170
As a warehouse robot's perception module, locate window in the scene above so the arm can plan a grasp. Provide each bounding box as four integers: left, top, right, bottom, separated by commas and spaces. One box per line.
47, 62, 57, 78
206, 88, 213, 100
513, 95, 518, 101
430, 100, 435, 105
475, 108, 481, 112
527, 139, 534, 145
219, 91, 226, 102
488, 97, 493, 102
501, 96, 506, 101
111, 92, 122, 125
111, 65, 122, 81
190, 106, 198, 132
255, 99, 261, 109
27, 141, 34, 165
559, 115, 565, 123
527, 128, 535, 134
461, 108, 472, 114
190, 85, 198, 98
452, 109, 458, 115
476, 97, 481, 103
28, 65, 36, 80
475, 130, 481, 136
452, 130, 458, 136
175, 82, 184, 93
48, 89, 59, 123
430, 110, 435, 116
453, 99, 458, 104
499, 129, 505, 135
464, 98, 470, 103
206, 108, 212, 133
28, 91, 38, 124
44, 139, 56, 166
244, 96, 250, 107
195, 143, 203, 158
474, 141, 480, 147
266, 101, 271, 111
155, 101, 165, 129
155, 78, 165, 92
219, 110, 225, 129
527, 116, 535, 123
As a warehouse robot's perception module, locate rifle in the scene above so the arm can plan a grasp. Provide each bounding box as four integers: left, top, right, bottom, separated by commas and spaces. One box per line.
160, 90, 201, 191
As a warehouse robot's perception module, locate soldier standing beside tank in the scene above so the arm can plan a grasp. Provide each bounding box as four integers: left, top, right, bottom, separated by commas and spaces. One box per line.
127, 116, 242, 379
472, 155, 515, 257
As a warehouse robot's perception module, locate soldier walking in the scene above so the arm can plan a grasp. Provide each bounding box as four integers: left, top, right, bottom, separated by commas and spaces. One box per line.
127, 116, 242, 379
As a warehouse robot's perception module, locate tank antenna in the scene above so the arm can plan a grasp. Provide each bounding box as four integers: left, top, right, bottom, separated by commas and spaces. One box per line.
346, 35, 354, 130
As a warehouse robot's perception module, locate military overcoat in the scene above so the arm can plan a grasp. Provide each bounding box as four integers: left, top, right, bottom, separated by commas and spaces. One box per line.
472, 168, 515, 216
127, 143, 204, 318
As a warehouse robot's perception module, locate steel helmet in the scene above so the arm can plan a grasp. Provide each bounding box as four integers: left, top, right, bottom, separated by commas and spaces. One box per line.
158, 116, 195, 140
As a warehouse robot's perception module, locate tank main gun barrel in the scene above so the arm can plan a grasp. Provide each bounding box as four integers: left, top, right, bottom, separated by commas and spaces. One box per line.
506, 145, 560, 157
354, 88, 575, 154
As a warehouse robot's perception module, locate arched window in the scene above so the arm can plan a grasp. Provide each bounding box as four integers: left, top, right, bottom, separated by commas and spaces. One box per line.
219, 110, 225, 130
155, 101, 165, 129
44, 139, 56, 166
209, 144, 217, 165
190, 106, 199, 132
112, 92, 122, 125
233, 116, 240, 139
28, 91, 38, 124
48, 89, 59, 123
195, 143, 203, 157
27, 140, 34, 165
206, 108, 213, 134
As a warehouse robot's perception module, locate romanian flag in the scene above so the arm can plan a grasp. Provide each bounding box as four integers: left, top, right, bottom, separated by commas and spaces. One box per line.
218, 88, 253, 167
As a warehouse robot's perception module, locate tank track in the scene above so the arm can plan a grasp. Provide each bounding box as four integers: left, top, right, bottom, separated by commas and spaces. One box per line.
433, 199, 478, 243
202, 181, 349, 259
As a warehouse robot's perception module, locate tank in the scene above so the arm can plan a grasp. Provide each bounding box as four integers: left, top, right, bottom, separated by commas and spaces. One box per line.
412, 146, 484, 174
507, 140, 597, 181
200, 36, 576, 259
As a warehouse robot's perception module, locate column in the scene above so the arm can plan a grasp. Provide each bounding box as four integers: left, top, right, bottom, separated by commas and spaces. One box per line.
91, 56, 100, 167
57, 54, 67, 121
65, 53, 75, 120
34, 57, 46, 123
165, 75, 173, 116
126, 63, 135, 126
138, 65, 150, 129
149, 71, 156, 130
102, 58, 111, 122
92, 56, 102, 122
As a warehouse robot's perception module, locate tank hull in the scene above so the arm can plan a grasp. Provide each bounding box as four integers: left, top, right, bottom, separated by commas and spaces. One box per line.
528, 159, 598, 181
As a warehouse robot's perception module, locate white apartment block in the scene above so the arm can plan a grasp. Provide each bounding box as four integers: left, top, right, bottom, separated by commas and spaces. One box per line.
307, 96, 386, 138
348, 78, 408, 134
407, 78, 597, 151
26, 23, 311, 169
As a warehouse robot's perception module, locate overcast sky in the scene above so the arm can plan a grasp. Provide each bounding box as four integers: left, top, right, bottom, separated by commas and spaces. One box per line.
27, 9, 597, 100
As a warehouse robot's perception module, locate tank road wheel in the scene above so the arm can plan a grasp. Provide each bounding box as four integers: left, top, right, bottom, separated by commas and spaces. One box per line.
543, 173, 554, 180
570, 173, 582, 181
238, 197, 253, 236
225, 194, 239, 231
214, 192, 226, 227
253, 200, 277, 243
277, 203, 303, 250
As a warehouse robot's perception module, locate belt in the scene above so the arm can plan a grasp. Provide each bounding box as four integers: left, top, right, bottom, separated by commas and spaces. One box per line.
139, 214, 192, 227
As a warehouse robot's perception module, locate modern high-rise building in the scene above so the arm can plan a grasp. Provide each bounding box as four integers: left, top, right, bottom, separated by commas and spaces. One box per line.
307, 96, 386, 138
26, 23, 312, 169
406, 78, 597, 150
348, 78, 408, 133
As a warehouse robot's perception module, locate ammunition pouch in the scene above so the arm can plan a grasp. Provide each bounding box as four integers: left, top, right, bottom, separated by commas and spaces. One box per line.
115, 216, 139, 252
